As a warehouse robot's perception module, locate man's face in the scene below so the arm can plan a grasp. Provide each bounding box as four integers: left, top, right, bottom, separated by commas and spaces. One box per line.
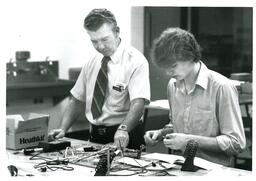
87, 23, 120, 57
165, 60, 195, 80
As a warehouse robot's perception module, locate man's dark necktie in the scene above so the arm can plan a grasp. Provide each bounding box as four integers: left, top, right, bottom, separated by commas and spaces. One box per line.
91, 56, 110, 119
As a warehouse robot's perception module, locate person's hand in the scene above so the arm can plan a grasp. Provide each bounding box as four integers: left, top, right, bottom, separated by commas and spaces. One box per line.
48, 129, 65, 142
163, 133, 190, 151
144, 129, 163, 146
114, 130, 129, 148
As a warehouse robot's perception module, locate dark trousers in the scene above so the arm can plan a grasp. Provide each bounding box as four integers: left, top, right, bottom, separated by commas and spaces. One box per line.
89, 122, 145, 150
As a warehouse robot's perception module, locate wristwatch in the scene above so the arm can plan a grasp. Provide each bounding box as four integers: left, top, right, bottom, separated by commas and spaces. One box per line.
118, 124, 128, 131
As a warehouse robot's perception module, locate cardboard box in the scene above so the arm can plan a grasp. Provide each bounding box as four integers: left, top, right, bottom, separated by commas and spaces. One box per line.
6, 113, 49, 150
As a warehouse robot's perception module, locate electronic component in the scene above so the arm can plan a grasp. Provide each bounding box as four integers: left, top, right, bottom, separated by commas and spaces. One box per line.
123, 144, 145, 159
151, 162, 157, 167
23, 148, 43, 155
83, 146, 99, 152
181, 140, 199, 172
94, 150, 119, 176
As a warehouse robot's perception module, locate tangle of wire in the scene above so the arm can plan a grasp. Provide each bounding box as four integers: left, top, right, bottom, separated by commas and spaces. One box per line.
28, 150, 74, 172
109, 158, 175, 176
33, 158, 74, 172
27, 145, 174, 176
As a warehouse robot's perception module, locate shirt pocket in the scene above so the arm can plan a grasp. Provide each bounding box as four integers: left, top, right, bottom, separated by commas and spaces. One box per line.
192, 107, 214, 136
107, 83, 130, 111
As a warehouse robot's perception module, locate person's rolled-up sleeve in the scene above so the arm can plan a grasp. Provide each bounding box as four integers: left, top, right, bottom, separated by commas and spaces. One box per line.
128, 61, 150, 104
70, 65, 87, 102
216, 83, 246, 155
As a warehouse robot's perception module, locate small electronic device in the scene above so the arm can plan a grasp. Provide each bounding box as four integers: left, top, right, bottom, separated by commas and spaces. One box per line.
181, 140, 199, 172
94, 150, 118, 176
123, 144, 145, 159
38, 140, 71, 152
23, 148, 43, 155
83, 146, 99, 152
23, 140, 71, 155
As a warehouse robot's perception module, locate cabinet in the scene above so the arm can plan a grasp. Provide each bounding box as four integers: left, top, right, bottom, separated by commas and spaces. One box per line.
6, 61, 76, 131
144, 7, 183, 100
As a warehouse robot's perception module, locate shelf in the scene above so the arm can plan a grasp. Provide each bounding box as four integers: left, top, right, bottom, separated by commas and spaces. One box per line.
7, 79, 75, 105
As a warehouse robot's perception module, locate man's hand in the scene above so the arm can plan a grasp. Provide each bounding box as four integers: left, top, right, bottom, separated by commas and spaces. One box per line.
163, 133, 190, 151
144, 129, 163, 146
114, 130, 129, 148
48, 129, 65, 142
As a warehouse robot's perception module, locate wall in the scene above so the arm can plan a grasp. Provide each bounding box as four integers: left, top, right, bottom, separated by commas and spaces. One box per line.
144, 7, 181, 101
131, 7, 144, 53
1, 0, 131, 79
198, 8, 234, 35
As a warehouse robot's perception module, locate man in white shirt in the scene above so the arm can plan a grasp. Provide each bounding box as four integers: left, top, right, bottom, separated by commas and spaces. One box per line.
49, 9, 150, 149
144, 27, 245, 166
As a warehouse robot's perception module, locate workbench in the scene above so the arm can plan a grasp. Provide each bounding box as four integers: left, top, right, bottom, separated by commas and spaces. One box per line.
5, 138, 252, 177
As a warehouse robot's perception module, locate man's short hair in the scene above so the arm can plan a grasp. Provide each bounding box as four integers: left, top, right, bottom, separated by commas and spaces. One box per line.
84, 8, 118, 32
151, 27, 202, 68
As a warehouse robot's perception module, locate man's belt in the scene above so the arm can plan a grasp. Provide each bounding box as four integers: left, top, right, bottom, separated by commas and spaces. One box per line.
90, 124, 119, 136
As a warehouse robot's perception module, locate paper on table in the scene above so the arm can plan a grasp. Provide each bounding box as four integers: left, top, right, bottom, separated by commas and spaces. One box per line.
194, 157, 222, 171
141, 153, 222, 171
141, 153, 184, 164
149, 99, 169, 110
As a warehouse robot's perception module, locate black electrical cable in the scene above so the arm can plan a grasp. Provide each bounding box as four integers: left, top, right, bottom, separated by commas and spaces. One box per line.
29, 151, 45, 160
109, 157, 149, 176
109, 165, 148, 176
28, 150, 63, 162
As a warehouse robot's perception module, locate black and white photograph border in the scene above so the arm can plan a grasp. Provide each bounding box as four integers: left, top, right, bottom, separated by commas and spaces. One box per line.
0, 0, 255, 179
